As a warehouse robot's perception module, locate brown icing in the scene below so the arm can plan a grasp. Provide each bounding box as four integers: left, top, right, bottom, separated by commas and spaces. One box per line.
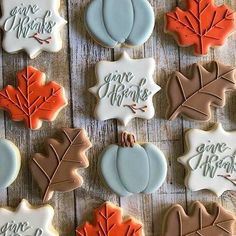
120, 131, 136, 147
30, 128, 92, 202
166, 61, 236, 121
163, 201, 235, 236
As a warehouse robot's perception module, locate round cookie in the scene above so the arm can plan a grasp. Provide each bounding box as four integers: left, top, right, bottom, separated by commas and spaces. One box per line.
163, 201, 235, 236
0, 139, 21, 188
85, 0, 155, 48
0, 0, 67, 59
89, 52, 161, 126
178, 123, 236, 196
0, 199, 58, 236
76, 202, 143, 236
0, 66, 67, 130
165, 0, 236, 56
99, 132, 167, 196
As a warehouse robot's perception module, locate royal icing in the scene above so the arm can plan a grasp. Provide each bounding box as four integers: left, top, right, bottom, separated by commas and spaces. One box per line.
178, 123, 236, 196
89, 52, 160, 125
30, 128, 92, 202
166, 61, 236, 121
0, 139, 21, 188
0, 66, 67, 130
165, 0, 236, 55
100, 132, 167, 196
85, 0, 155, 48
0, 199, 58, 236
0, 0, 67, 58
163, 201, 235, 236
76, 202, 143, 236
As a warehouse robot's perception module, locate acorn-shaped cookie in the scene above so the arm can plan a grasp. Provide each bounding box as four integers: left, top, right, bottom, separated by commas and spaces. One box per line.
100, 132, 167, 196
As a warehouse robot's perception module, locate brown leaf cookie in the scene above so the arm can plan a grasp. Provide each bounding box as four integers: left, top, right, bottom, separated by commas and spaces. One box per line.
30, 128, 92, 202
166, 61, 236, 121
163, 201, 235, 236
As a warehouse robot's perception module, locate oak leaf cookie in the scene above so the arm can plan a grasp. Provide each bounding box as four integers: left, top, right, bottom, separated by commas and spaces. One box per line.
100, 132, 167, 196
0, 0, 67, 58
0, 139, 21, 188
30, 128, 92, 202
0, 66, 67, 130
85, 0, 155, 48
0, 199, 58, 236
76, 202, 143, 236
166, 61, 236, 121
165, 0, 236, 55
163, 201, 235, 236
89, 52, 160, 125
179, 123, 236, 196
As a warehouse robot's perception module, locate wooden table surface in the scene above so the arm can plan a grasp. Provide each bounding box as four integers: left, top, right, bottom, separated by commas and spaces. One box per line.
1, 0, 236, 235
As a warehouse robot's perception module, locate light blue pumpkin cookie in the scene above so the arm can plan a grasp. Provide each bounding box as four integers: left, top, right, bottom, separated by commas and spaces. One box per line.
0, 139, 21, 188
85, 0, 155, 48
100, 132, 167, 196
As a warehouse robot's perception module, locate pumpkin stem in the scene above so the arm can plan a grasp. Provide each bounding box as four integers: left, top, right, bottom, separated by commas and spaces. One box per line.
120, 132, 136, 147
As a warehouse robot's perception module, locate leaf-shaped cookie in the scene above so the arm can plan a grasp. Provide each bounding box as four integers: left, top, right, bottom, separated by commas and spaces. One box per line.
76, 202, 143, 236
0, 66, 67, 129
166, 61, 236, 121
30, 128, 92, 202
165, 0, 236, 55
163, 201, 235, 236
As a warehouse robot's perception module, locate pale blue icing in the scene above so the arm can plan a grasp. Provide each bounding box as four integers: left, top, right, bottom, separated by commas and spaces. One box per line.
0, 139, 21, 188
85, 0, 155, 48
100, 143, 167, 196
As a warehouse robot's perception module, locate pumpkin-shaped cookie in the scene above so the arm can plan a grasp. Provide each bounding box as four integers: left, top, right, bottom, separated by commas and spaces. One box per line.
85, 0, 155, 48
100, 132, 167, 196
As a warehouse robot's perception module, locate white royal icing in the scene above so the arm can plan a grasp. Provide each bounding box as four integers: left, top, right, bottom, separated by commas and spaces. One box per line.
89, 52, 160, 126
0, 199, 58, 236
0, 0, 67, 59
178, 123, 236, 196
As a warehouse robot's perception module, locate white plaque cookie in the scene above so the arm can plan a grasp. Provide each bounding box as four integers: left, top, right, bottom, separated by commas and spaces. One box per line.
0, 199, 58, 236
0, 0, 67, 59
178, 123, 236, 196
89, 52, 160, 126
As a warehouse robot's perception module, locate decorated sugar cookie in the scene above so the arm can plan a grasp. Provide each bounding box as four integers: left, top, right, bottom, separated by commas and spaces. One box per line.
76, 202, 143, 236
85, 0, 155, 48
166, 61, 236, 121
0, 0, 67, 58
163, 201, 235, 236
0, 139, 21, 188
30, 128, 92, 202
100, 132, 167, 196
0, 199, 58, 236
0, 66, 67, 130
178, 123, 236, 196
89, 52, 160, 125
165, 0, 236, 55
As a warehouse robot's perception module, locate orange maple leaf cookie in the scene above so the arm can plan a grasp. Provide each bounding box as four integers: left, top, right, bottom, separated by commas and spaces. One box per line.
76, 202, 143, 236
0, 66, 67, 129
165, 0, 236, 55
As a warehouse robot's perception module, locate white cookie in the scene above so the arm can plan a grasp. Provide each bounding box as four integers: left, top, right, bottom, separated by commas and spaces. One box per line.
0, 0, 67, 59
178, 123, 236, 196
89, 52, 160, 126
0, 199, 58, 236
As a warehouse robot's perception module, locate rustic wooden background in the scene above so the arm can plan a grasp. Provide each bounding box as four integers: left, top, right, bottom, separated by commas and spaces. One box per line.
0, 0, 236, 235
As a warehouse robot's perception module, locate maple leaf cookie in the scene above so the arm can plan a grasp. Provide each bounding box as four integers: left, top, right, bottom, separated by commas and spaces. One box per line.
89, 52, 160, 126
0, 66, 67, 130
76, 202, 143, 236
165, 0, 236, 55
163, 201, 235, 236
179, 123, 236, 196
0, 199, 58, 236
30, 128, 92, 202
0, 0, 67, 59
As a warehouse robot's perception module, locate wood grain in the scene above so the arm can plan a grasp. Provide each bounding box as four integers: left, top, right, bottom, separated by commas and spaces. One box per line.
0, 0, 236, 235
